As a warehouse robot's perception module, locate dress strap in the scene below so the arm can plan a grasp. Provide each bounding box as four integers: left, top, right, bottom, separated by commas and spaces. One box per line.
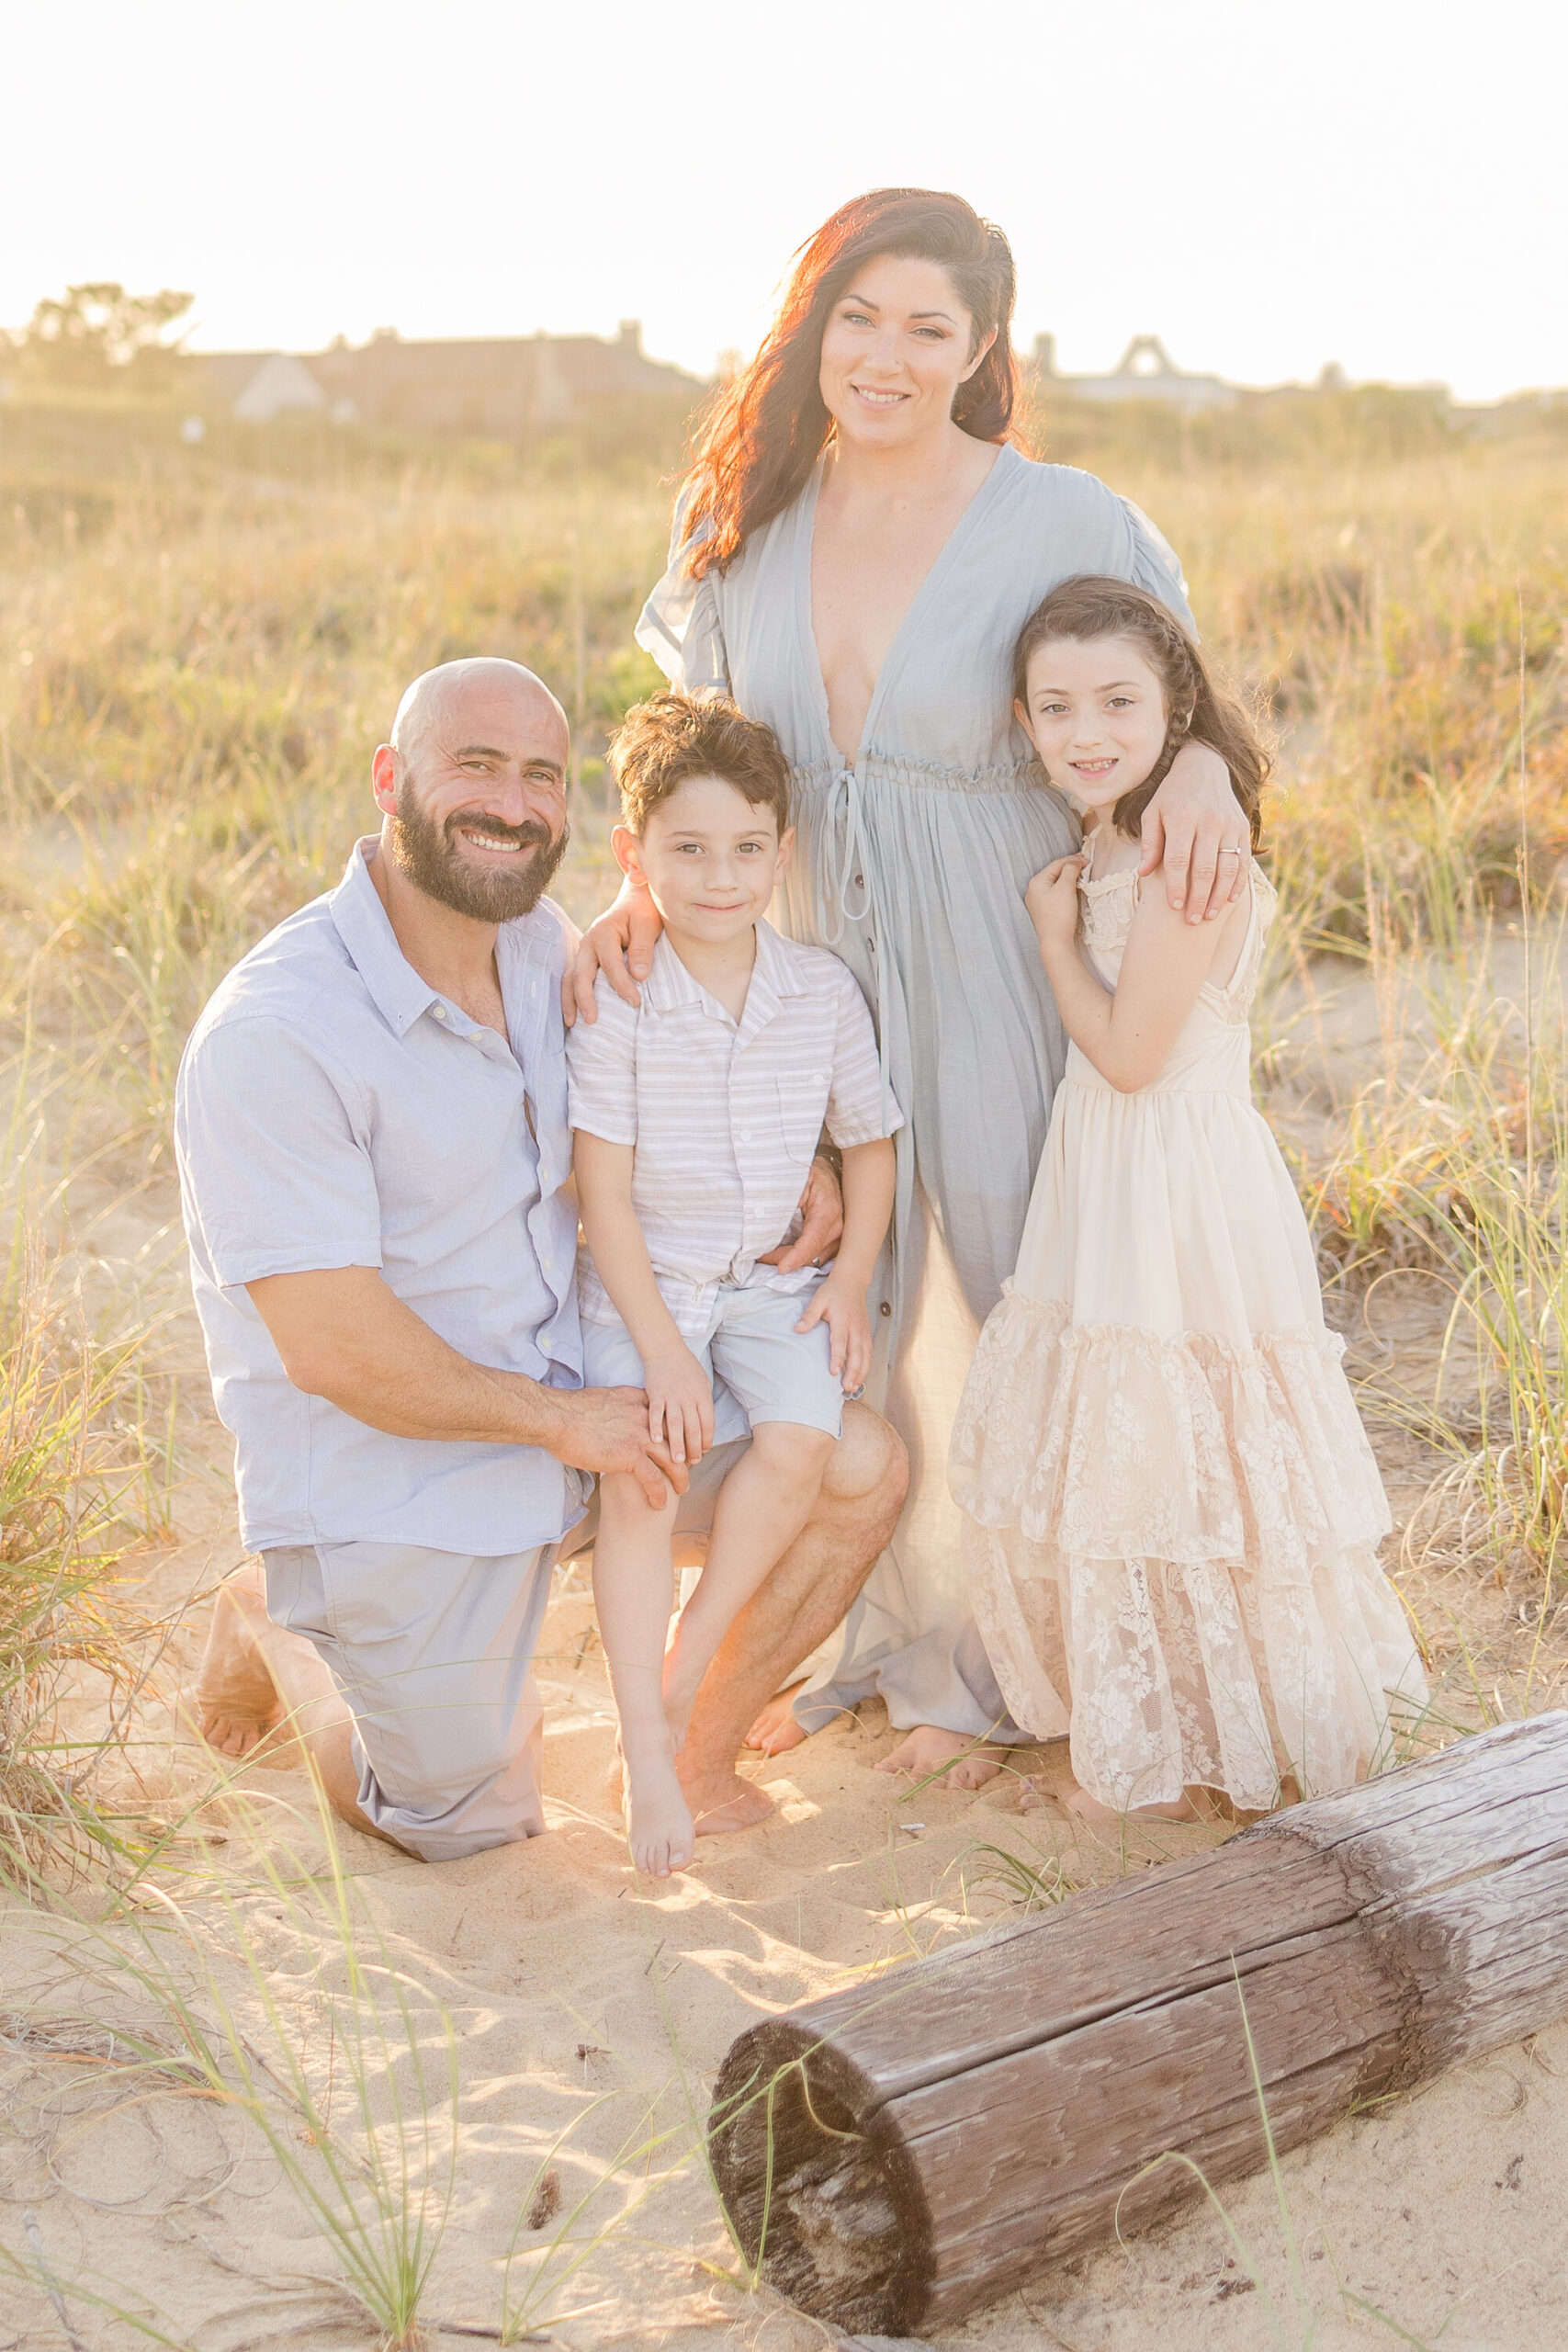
820, 768, 874, 947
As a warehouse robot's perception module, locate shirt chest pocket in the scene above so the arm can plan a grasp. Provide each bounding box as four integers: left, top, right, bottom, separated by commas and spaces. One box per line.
775, 1070, 830, 1167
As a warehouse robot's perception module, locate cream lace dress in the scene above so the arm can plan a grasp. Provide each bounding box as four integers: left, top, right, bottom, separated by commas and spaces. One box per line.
949, 866, 1427, 1811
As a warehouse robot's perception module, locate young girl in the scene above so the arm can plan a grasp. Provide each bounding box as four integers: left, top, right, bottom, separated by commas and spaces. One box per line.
949, 578, 1427, 1820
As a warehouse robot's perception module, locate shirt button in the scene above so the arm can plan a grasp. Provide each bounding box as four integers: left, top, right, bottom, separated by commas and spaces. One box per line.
853, 873, 864, 888
879, 1301, 891, 1317
739, 1127, 750, 1140
432, 1006, 447, 1021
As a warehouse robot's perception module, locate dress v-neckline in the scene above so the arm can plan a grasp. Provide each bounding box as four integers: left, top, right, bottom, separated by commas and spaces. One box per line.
798, 441, 1016, 771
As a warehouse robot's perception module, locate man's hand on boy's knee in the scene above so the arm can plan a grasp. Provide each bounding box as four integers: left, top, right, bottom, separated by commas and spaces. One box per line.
758, 1155, 844, 1272
547, 1385, 688, 1511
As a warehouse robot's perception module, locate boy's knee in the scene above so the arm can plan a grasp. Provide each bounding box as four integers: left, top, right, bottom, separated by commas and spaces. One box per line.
597, 1470, 672, 1529
823, 1402, 908, 1512
750, 1420, 836, 1474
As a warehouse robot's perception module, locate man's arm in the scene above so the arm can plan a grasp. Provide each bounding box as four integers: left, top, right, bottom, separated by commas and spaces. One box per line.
562, 875, 665, 1025
245, 1264, 683, 1510
756, 1152, 845, 1272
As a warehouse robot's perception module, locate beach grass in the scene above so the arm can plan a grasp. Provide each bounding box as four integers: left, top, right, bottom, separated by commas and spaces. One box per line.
2, 385, 1567, 2340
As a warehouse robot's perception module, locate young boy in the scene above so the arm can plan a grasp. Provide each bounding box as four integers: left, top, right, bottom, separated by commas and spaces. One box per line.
567, 691, 901, 1877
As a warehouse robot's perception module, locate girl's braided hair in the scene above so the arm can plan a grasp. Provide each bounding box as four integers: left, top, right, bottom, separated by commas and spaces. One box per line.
1013, 577, 1269, 848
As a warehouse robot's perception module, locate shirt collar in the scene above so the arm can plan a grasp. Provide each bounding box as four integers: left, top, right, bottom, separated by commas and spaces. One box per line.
639, 918, 808, 1023
330, 839, 570, 1043
329, 839, 440, 1039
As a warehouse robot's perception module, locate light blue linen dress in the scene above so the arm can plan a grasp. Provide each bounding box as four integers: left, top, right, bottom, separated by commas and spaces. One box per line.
636, 440, 1195, 1737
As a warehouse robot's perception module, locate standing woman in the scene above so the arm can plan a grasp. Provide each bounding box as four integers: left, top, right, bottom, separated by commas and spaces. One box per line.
569, 189, 1250, 1781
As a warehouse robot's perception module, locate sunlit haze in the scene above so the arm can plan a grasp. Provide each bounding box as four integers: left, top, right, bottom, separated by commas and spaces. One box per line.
4, 0, 1565, 404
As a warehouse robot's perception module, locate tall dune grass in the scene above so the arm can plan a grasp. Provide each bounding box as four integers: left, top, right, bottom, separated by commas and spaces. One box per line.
0, 1149, 165, 1883
2, 392, 1565, 1804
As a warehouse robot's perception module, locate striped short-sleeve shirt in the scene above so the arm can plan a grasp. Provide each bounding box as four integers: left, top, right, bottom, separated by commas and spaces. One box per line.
567, 919, 902, 1319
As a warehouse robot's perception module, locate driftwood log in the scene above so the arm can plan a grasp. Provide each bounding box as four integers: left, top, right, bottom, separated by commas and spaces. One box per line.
708, 1712, 1568, 2337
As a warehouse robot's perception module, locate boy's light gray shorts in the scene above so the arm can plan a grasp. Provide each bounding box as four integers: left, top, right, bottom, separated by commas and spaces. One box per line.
580, 1276, 845, 1443
260, 1536, 562, 1863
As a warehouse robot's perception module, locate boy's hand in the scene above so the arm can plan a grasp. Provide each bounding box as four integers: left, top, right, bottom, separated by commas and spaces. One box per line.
795, 1270, 872, 1394
641, 1341, 715, 1468
544, 1385, 688, 1511
1025, 854, 1087, 946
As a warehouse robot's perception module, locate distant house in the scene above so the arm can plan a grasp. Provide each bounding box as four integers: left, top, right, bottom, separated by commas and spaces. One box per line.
200, 321, 705, 436
230, 353, 328, 424
1032, 334, 1237, 415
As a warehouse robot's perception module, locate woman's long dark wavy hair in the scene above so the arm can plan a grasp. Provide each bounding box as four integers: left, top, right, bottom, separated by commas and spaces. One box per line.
679, 188, 1021, 581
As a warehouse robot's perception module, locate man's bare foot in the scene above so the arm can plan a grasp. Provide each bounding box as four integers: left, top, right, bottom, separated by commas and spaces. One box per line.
875, 1724, 1007, 1790
678, 1759, 776, 1837
744, 1686, 808, 1756
622, 1742, 695, 1879
195, 1565, 284, 1758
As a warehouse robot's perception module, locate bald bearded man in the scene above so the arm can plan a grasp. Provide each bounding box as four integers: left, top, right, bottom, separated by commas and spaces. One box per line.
177, 660, 907, 1860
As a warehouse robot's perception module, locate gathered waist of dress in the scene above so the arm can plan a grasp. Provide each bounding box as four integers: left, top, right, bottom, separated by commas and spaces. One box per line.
1063, 1031, 1253, 1098
789, 751, 1055, 801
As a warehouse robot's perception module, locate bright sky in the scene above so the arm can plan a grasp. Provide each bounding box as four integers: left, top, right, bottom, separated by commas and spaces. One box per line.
4, 0, 1563, 403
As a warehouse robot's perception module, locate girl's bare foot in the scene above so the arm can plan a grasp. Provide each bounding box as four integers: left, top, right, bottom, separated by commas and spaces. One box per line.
195, 1565, 284, 1757
744, 1686, 808, 1755
875, 1724, 1007, 1789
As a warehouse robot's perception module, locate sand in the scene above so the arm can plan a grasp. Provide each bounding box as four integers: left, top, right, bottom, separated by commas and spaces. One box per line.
6, 952, 1568, 2349
5, 1510, 1567, 2352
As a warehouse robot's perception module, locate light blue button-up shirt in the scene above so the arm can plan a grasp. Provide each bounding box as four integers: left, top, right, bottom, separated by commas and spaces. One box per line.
175, 838, 586, 1555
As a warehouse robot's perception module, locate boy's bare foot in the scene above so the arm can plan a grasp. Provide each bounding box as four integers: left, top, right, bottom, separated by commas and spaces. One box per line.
678, 1758, 776, 1837
195, 1565, 284, 1758
744, 1687, 808, 1755
875, 1724, 1006, 1789
622, 1742, 695, 1879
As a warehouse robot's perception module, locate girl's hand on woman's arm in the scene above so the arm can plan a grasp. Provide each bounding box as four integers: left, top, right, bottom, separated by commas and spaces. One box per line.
562, 876, 665, 1025
1138, 740, 1250, 925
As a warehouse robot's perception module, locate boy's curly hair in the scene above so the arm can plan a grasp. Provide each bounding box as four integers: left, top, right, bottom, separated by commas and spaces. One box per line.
607, 691, 792, 837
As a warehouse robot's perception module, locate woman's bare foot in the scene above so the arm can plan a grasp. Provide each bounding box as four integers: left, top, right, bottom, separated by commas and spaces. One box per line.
875, 1724, 1007, 1789
743, 1686, 808, 1755
1061, 1781, 1213, 1826
195, 1565, 284, 1758
622, 1738, 695, 1879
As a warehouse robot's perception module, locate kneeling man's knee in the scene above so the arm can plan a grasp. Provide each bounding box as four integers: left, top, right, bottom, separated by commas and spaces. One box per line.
825, 1401, 908, 1514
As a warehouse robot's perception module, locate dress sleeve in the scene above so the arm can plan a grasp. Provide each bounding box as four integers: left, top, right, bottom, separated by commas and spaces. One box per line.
565, 979, 641, 1145
1117, 495, 1198, 635
633, 491, 731, 695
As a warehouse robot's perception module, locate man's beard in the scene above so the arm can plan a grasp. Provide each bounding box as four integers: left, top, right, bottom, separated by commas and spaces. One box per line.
388, 779, 569, 922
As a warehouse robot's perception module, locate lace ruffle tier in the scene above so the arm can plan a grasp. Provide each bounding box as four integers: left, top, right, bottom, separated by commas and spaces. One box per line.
950, 1292, 1427, 1813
